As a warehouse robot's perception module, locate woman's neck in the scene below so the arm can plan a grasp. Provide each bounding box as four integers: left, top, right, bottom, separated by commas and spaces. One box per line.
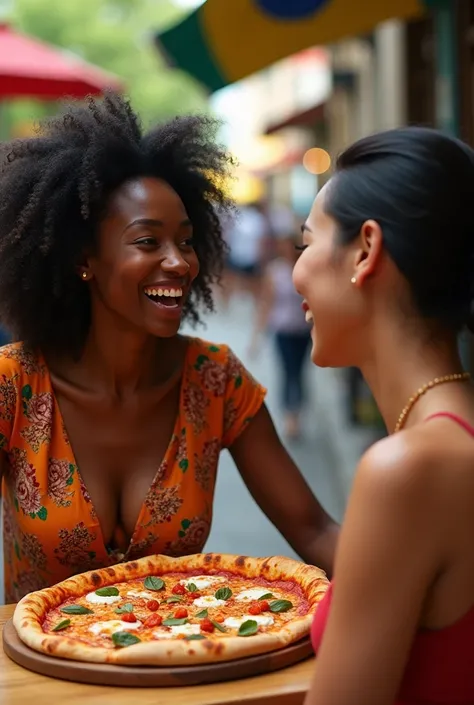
50, 317, 183, 400
359, 320, 465, 434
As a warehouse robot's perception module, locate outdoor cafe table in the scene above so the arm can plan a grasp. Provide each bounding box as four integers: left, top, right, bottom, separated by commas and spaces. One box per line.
0, 603, 315, 705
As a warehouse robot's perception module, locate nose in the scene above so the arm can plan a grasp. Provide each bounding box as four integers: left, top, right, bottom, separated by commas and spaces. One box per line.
160, 244, 190, 276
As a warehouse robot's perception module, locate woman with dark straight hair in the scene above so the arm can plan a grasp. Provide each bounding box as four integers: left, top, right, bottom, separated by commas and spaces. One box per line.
294, 127, 474, 705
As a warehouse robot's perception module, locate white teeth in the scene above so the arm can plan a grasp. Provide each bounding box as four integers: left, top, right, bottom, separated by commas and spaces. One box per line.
144, 287, 183, 297
305, 310, 314, 323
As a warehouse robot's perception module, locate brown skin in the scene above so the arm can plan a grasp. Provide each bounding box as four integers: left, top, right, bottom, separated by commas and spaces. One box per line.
0, 176, 337, 574
294, 186, 474, 705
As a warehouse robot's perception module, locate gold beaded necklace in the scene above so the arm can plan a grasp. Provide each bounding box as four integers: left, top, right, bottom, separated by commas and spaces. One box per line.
394, 372, 471, 433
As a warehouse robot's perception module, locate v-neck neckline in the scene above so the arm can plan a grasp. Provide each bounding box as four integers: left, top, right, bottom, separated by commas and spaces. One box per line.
41, 337, 193, 560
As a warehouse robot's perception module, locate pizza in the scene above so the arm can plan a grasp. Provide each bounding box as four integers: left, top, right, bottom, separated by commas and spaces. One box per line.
13, 553, 328, 666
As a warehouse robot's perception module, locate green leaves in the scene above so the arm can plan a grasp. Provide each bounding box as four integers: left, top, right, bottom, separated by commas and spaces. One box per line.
185, 634, 206, 641
211, 620, 227, 633
258, 593, 274, 600
144, 577, 165, 591
114, 603, 134, 614
95, 587, 119, 597
238, 620, 259, 637
186, 583, 198, 592
195, 609, 208, 619
112, 631, 141, 648
214, 587, 232, 601
269, 600, 293, 613
60, 605, 93, 615
162, 617, 188, 627
164, 596, 184, 604
51, 619, 71, 632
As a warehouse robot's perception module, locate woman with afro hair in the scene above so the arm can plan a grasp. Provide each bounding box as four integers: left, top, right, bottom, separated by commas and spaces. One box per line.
0, 93, 337, 601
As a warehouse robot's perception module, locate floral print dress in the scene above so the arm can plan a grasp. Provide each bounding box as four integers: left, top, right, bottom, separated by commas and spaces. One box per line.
0, 338, 266, 602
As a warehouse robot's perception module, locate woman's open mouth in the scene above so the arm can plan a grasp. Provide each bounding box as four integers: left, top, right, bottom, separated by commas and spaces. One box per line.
143, 286, 184, 312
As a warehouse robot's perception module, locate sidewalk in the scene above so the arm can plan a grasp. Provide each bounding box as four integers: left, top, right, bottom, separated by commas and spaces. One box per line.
190, 295, 377, 512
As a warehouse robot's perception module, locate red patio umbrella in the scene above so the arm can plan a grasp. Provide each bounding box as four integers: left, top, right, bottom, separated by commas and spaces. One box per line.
0, 22, 123, 99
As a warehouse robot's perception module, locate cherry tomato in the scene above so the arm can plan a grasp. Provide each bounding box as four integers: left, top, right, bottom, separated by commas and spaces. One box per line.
146, 599, 159, 611
144, 613, 162, 628
172, 583, 186, 595
259, 600, 270, 612
189, 592, 201, 600
213, 614, 225, 623
248, 602, 263, 616
174, 607, 188, 619
121, 612, 138, 623
200, 618, 215, 633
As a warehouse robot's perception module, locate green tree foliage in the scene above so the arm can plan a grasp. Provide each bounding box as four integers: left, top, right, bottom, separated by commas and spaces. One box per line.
4, 0, 208, 133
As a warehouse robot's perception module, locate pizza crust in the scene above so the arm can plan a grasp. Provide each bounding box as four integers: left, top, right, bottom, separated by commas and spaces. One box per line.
13, 553, 328, 665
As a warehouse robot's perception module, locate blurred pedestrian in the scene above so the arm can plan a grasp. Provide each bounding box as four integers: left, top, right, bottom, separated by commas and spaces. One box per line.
249, 232, 310, 439
220, 201, 268, 306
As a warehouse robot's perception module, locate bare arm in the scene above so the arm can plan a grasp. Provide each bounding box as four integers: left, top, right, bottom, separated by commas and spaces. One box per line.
304, 436, 443, 705
230, 404, 339, 576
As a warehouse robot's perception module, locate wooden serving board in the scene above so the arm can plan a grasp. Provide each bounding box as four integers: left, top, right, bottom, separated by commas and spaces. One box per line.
3, 619, 313, 687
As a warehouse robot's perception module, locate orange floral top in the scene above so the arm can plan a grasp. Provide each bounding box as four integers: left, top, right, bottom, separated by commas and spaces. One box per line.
0, 338, 266, 602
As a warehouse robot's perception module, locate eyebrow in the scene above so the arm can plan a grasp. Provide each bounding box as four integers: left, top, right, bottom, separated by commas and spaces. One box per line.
124, 217, 192, 232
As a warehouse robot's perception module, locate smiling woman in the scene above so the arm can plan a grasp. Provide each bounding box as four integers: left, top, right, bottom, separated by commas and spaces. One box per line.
0, 93, 338, 604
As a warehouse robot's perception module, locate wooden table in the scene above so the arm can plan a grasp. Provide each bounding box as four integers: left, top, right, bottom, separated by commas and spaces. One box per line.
0, 604, 314, 705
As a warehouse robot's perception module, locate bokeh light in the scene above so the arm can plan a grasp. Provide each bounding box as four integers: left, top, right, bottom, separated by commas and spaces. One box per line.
302, 147, 331, 175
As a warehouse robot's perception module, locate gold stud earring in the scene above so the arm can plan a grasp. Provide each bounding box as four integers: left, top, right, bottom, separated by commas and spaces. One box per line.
351, 276, 357, 284
82, 272, 88, 280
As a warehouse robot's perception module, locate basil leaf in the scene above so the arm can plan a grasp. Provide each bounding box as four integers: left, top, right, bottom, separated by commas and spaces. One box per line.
269, 599, 293, 613
52, 619, 71, 632
258, 593, 274, 600
144, 576, 165, 591
60, 605, 93, 615
186, 582, 198, 592
115, 603, 134, 614
165, 596, 184, 604
112, 631, 142, 648
195, 609, 208, 619
185, 634, 206, 641
211, 620, 227, 633
95, 587, 119, 597
162, 617, 188, 627
238, 619, 259, 637
214, 587, 232, 601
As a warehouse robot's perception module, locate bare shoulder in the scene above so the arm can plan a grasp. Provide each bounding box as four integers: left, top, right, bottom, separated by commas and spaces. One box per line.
352, 429, 449, 518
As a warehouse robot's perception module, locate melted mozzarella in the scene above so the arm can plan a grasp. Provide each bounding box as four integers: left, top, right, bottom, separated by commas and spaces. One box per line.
223, 614, 274, 629
126, 590, 155, 599
192, 595, 226, 609
178, 576, 226, 590
235, 588, 278, 602
85, 591, 121, 605
153, 624, 201, 639
89, 619, 142, 635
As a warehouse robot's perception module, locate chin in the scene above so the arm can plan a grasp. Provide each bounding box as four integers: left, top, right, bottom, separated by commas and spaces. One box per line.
310, 335, 343, 369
